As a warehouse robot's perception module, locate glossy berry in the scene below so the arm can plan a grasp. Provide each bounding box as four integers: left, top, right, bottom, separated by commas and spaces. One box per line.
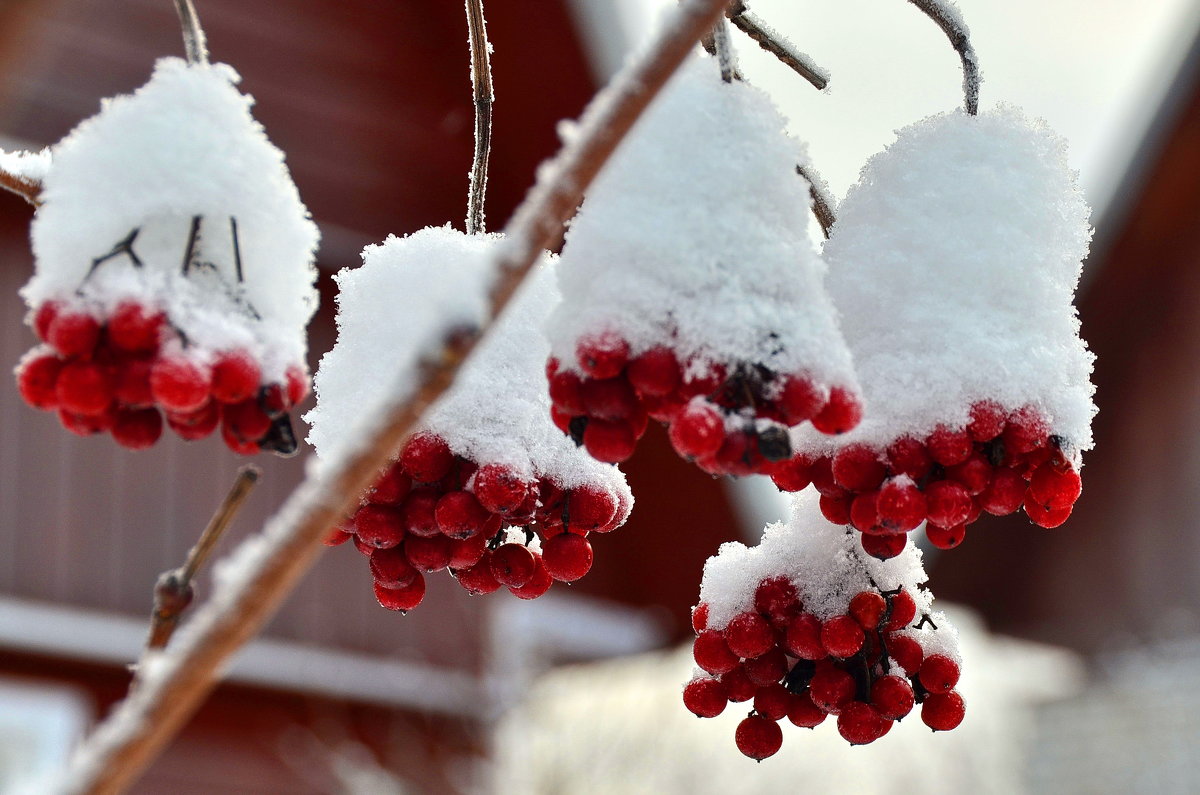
810, 386, 862, 435
808, 663, 855, 714
368, 466, 411, 506
435, 491, 489, 539
48, 312, 100, 358
166, 402, 219, 440
753, 683, 793, 721
354, 505, 405, 549
211, 350, 261, 404
32, 301, 61, 342
490, 543, 537, 588
509, 556, 554, 599
542, 532, 593, 582
924, 480, 973, 528
668, 401, 725, 458
576, 332, 629, 379
837, 701, 891, 745
566, 485, 617, 531
1024, 497, 1072, 528
720, 668, 756, 702
919, 654, 961, 694
111, 408, 163, 450
980, 467, 1026, 515
754, 577, 801, 627
627, 347, 680, 396
887, 634, 924, 675
400, 433, 454, 483
787, 693, 827, 729
456, 556, 503, 595
448, 529, 490, 570
926, 523, 966, 550
16, 353, 62, 410
883, 590, 917, 632
860, 532, 906, 560
886, 437, 934, 481
114, 358, 155, 407
725, 612, 775, 659
693, 630, 739, 675
369, 547, 419, 589
735, 715, 783, 761
921, 691, 966, 731
682, 678, 727, 718
743, 648, 788, 686
150, 357, 212, 413
472, 464, 531, 514
968, 400, 1007, 441
398, 490, 440, 538
582, 418, 636, 463
784, 614, 825, 660
374, 574, 426, 612
821, 615, 865, 658
404, 534, 453, 572
926, 426, 973, 467
107, 302, 164, 354
870, 675, 916, 720
876, 478, 926, 532
56, 361, 113, 416
691, 603, 709, 632
767, 456, 812, 492
849, 591, 887, 630
818, 494, 852, 525
832, 444, 886, 492
776, 375, 825, 425
1028, 464, 1082, 510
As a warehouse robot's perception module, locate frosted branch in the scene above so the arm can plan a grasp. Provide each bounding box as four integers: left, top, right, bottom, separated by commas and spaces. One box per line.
143, 466, 260, 653
710, 17, 740, 83
727, 1, 829, 91
55, 1, 732, 792
172, 0, 209, 66
796, 163, 836, 239
0, 168, 41, 206
465, 0, 493, 235
906, 0, 979, 114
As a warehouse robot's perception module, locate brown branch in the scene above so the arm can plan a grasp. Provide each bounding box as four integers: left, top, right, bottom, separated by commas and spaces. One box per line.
172, 0, 209, 66
465, 0, 493, 235
727, 1, 829, 91
907, 0, 979, 114
143, 466, 260, 653
0, 168, 42, 207
710, 17, 739, 83
796, 163, 836, 239
57, 2, 732, 793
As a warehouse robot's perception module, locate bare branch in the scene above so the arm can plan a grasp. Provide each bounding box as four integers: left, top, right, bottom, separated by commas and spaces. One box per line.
172, 0, 209, 66
143, 466, 260, 653
56, 2, 732, 793
796, 163, 836, 239
906, 0, 980, 114
727, 1, 829, 91
0, 168, 42, 207
710, 17, 740, 83
465, 0, 493, 235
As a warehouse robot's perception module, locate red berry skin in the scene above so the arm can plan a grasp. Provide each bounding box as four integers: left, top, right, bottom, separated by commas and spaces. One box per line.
883, 590, 917, 632
222, 400, 271, 443
821, 615, 865, 658
509, 555, 554, 599
566, 485, 617, 531
768, 456, 812, 492
860, 533, 907, 560
784, 614, 826, 660
921, 691, 966, 731
150, 357, 212, 413
668, 401, 725, 459
735, 715, 783, 761
946, 454, 993, 496
490, 543, 537, 587
369, 546, 419, 589
435, 491, 490, 539
927, 426, 973, 467
285, 366, 310, 406
107, 302, 165, 354
472, 464, 532, 514
16, 352, 63, 410
832, 444, 886, 492
980, 467, 1026, 515
48, 312, 100, 358
404, 534, 453, 572
33, 301, 62, 342
776, 375, 825, 426
59, 407, 116, 435
720, 667, 756, 702
837, 701, 891, 745
850, 492, 881, 534
849, 592, 887, 631
548, 370, 586, 414
691, 603, 710, 632
808, 662, 856, 714
211, 350, 261, 404
693, 630, 739, 675
374, 574, 425, 612
819, 494, 852, 525
456, 555, 503, 595
549, 406, 573, 434
112, 408, 163, 450
576, 333, 630, 380
876, 478, 927, 532
919, 654, 961, 694
56, 361, 114, 416
355, 505, 405, 549
221, 419, 260, 454
754, 577, 802, 628
580, 377, 639, 421
1003, 407, 1048, 458
926, 523, 967, 550
1024, 497, 1072, 528
683, 678, 728, 718
753, 683, 794, 721
924, 480, 973, 528
887, 437, 934, 481
811, 386, 862, 435
324, 528, 353, 547
114, 357, 155, 408
627, 347, 680, 397
583, 419, 637, 463
887, 634, 924, 675
542, 532, 593, 582
166, 402, 219, 440
368, 466, 412, 506
787, 693, 827, 728
1029, 464, 1082, 510
400, 489, 441, 537
968, 400, 1007, 442
744, 649, 787, 687
400, 432, 454, 483
871, 675, 916, 720
725, 612, 775, 659
448, 530, 490, 570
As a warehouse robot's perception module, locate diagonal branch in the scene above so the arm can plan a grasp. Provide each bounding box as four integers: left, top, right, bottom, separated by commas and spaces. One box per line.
172, 0, 209, 66
0, 169, 42, 206
907, 0, 980, 114
55, 2, 732, 793
465, 0, 493, 235
796, 163, 836, 239
727, 1, 829, 90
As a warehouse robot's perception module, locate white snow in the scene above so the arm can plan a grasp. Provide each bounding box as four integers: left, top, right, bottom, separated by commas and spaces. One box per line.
545, 53, 857, 393
0, 147, 51, 183
797, 106, 1095, 460
22, 57, 319, 379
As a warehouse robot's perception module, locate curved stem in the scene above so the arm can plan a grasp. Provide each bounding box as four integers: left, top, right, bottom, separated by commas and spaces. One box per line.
727, 1, 828, 90
907, 0, 979, 114
172, 0, 209, 66
796, 163, 836, 239
465, 0, 493, 235
710, 17, 739, 83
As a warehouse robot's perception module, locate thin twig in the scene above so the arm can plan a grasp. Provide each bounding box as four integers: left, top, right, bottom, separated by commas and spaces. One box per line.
143, 467, 260, 653
0, 169, 41, 206
172, 0, 209, 66
906, 0, 979, 114
796, 163, 836, 239
56, 2, 731, 793
710, 16, 740, 83
465, 0, 493, 235
727, 1, 829, 91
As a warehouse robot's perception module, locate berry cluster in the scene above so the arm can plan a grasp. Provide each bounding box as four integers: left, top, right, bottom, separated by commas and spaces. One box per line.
547, 332, 861, 475
16, 298, 308, 454
774, 401, 1082, 558
684, 578, 965, 759
327, 431, 632, 612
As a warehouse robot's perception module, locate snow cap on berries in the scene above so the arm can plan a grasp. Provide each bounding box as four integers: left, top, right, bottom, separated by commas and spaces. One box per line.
546, 53, 857, 392
807, 106, 1095, 460
24, 57, 319, 378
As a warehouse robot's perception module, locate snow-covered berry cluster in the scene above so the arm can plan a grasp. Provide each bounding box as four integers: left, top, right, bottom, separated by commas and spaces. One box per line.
684, 494, 964, 758
307, 228, 634, 613
545, 55, 860, 476
16, 58, 319, 455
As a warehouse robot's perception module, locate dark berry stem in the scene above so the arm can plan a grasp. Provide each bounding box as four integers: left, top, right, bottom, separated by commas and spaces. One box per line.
906, 0, 980, 115
465, 0, 493, 235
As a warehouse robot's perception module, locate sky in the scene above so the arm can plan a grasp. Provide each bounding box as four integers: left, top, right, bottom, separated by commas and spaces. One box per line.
577, 0, 1200, 220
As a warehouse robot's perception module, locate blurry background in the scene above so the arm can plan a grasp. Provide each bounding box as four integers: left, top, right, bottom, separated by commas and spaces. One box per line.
0, 0, 1198, 792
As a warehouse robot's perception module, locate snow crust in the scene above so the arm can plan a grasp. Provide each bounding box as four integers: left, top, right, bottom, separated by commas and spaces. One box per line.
0, 147, 51, 182
23, 58, 319, 378
800, 107, 1095, 457
546, 53, 856, 390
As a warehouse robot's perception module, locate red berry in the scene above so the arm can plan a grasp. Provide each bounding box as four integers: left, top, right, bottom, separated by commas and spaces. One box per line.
808, 662, 855, 714
1029, 464, 1082, 510
548, 370, 586, 414
668, 401, 725, 459
784, 614, 825, 660
59, 407, 115, 435
925, 522, 966, 550
860, 533, 906, 560
775, 374, 825, 426
374, 574, 425, 612
370, 546, 419, 588
627, 347, 680, 396
355, 505, 405, 549
980, 467, 1026, 515
921, 691, 966, 731
837, 701, 891, 745
886, 437, 934, 481
472, 464, 531, 514
580, 377, 639, 421
16, 352, 62, 410
368, 465, 412, 506
107, 302, 165, 354
887, 634, 924, 675
924, 480, 972, 528
150, 356, 212, 413
435, 490, 489, 539
456, 555, 503, 595
550, 405, 573, 434
542, 532, 593, 582
111, 408, 163, 450
754, 577, 801, 627
821, 615, 865, 658
166, 402, 219, 440
753, 683, 794, 721
714, 431, 762, 477
48, 311, 100, 358
926, 425, 972, 466
682, 678, 727, 718
259, 382, 289, 417
720, 667, 756, 702
1024, 497, 1072, 528
448, 526, 491, 569
114, 357, 155, 407
324, 528, 352, 547
56, 360, 114, 416
871, 675, 915, 720
876, 477, 927, 532
946, 454, 993, 495
581, 419, 636, 463
883, 590, 917, 631
285, 366, 310, 406
818, 494, 852, 525
400, 433, 454, 483
849, 492, 881, 533
576, 332, 629, 379
811, 386, 862, 435
691, 603, 710, 632
832, 444, 886, 492
744, 647, 787, 686
566, 485, 617, 531
211, 350, 261, 404
490, 543, 536, 587
787, 693, 827, 728
222, 400, 271, 443
404, 534, 453, 572
849, 591, 887, 630
919, 654, 961, 694
693, 630, 739, 675
725, 612, 775, 659
400, 489, 441, 537
767, 455, 812, 492
968, 400, 1007, 442
1003, 407, 1047, 455
509, 555, 554, 599
33, 301, 62, 342
735, 715, 783, 761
